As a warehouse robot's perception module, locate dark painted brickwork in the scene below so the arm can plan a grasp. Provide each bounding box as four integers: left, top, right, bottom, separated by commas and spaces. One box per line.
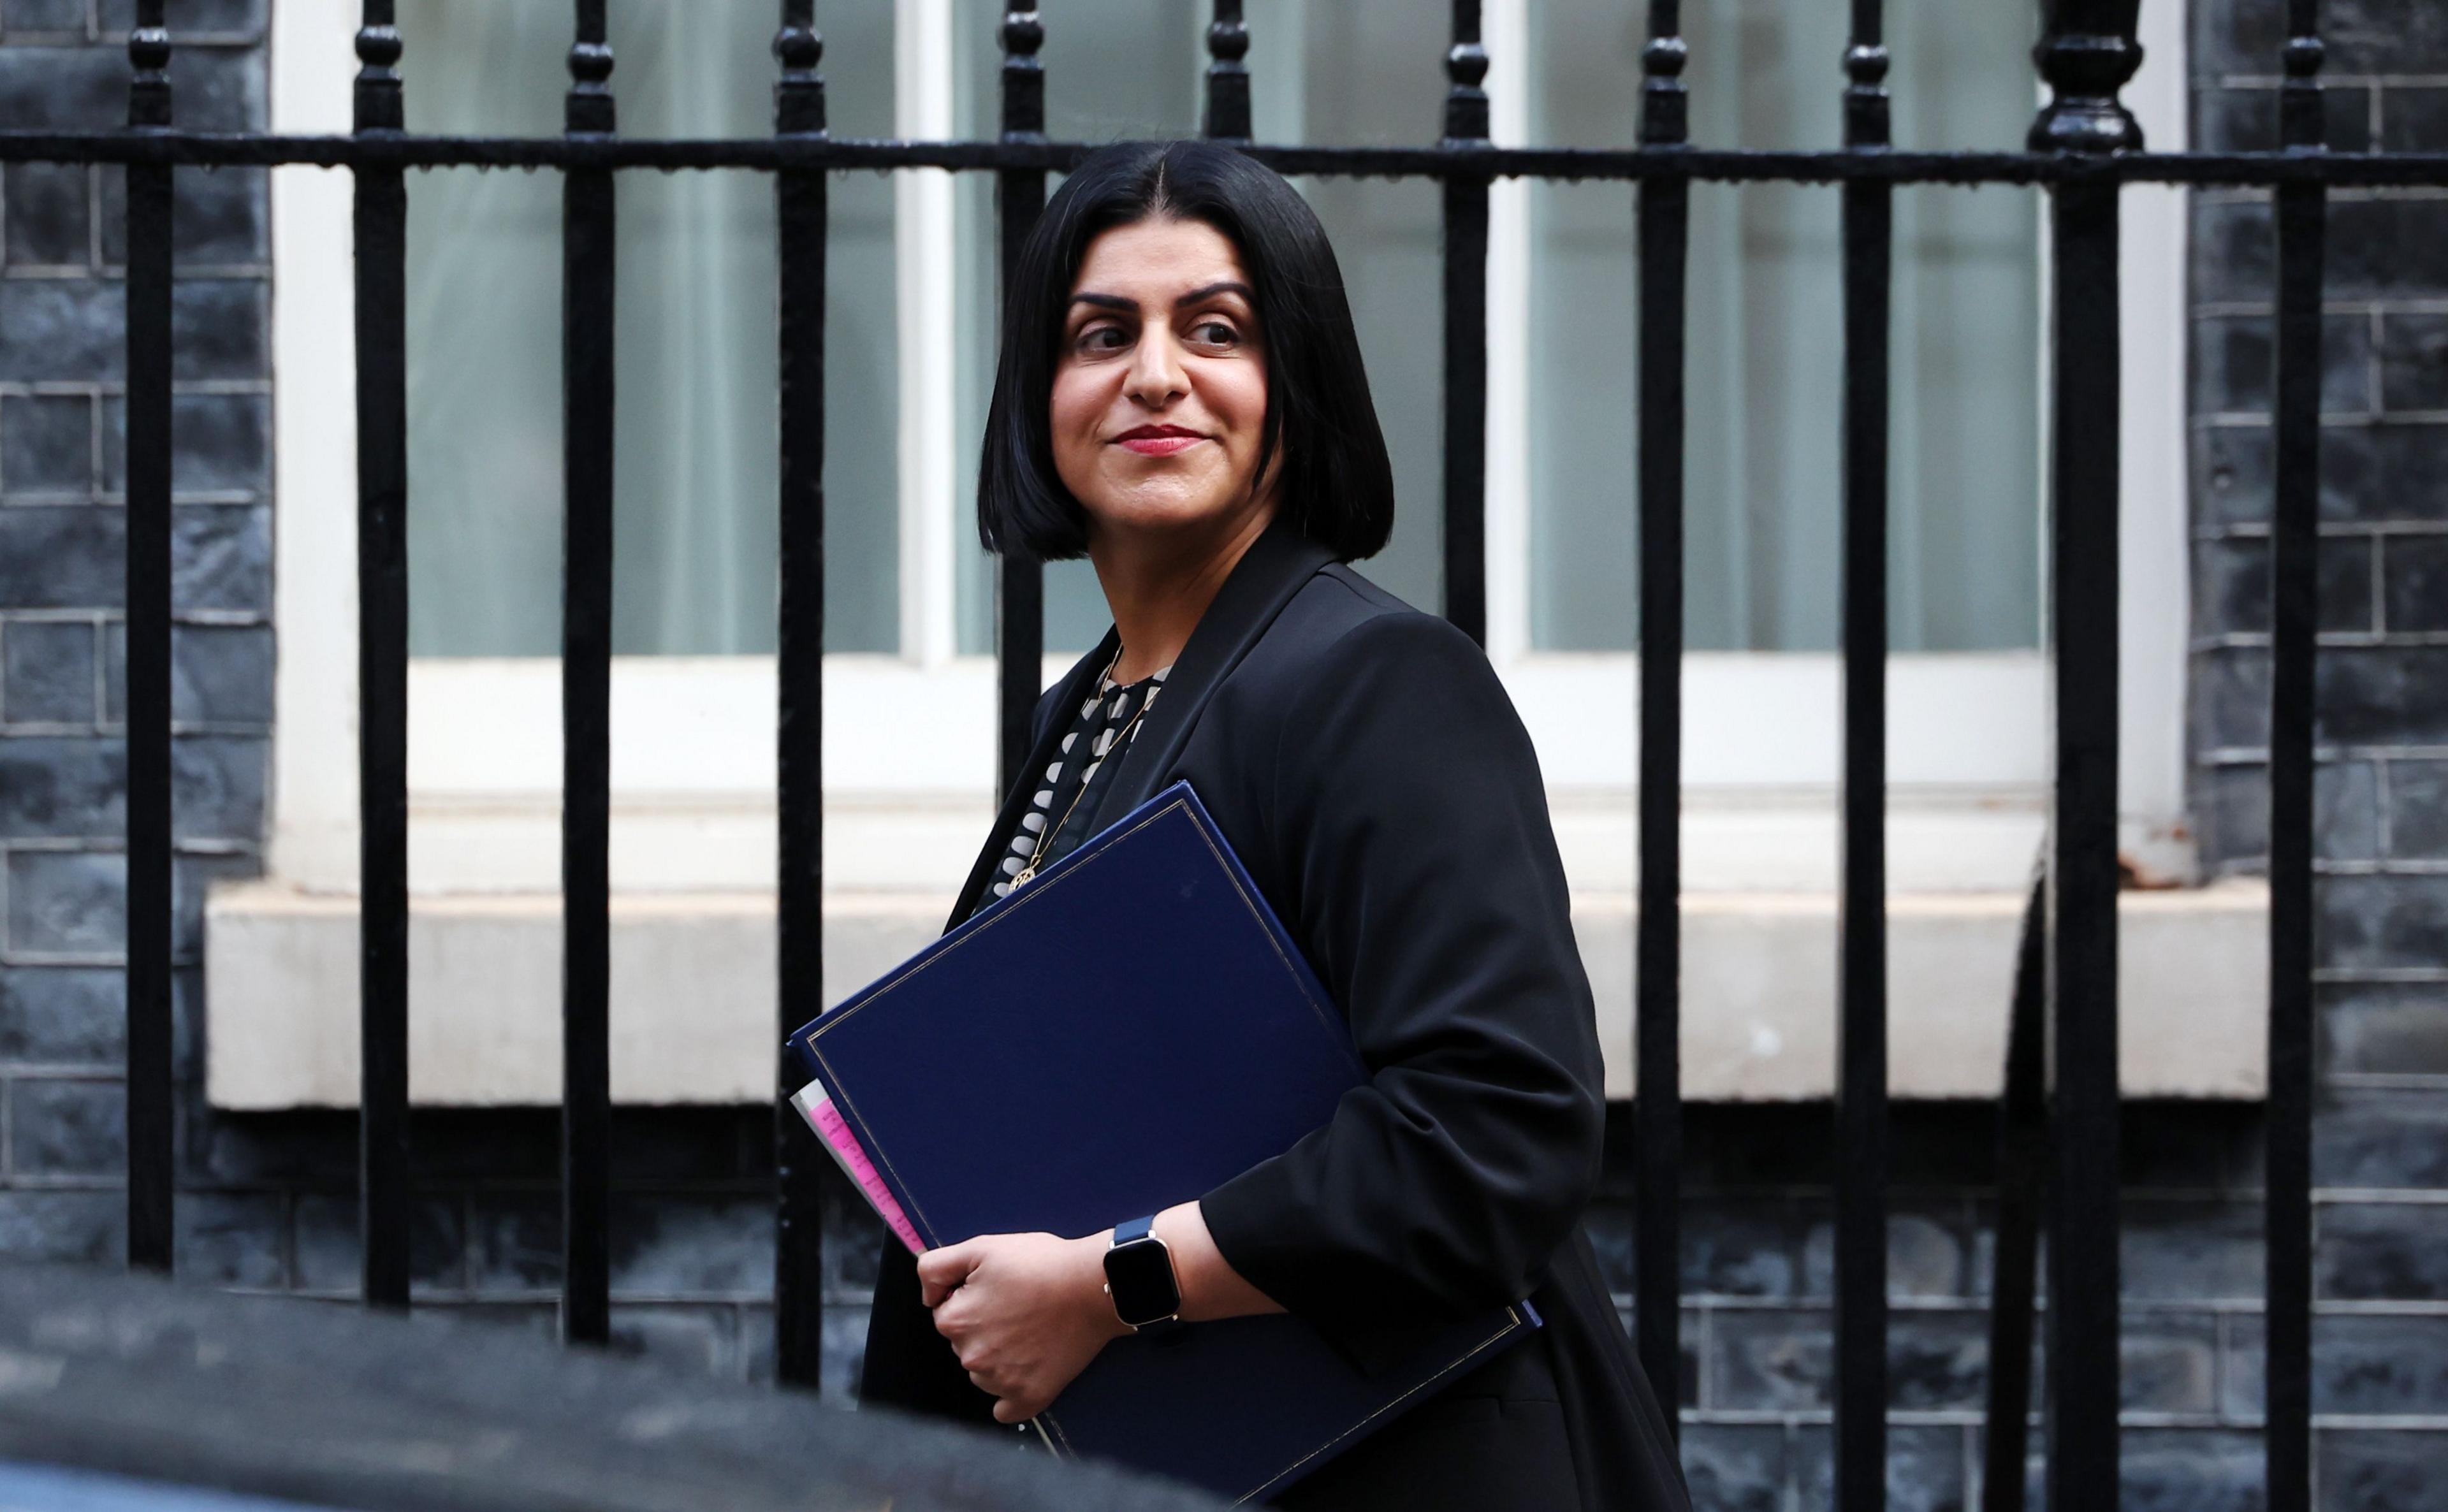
1, 2, 2442, 1509
0, 0, 284, 1335
2190, 0, 2448, 1506
1632, 1103, 2295, 1511
0, 0, 280, 1297
0, 1, 871, 1409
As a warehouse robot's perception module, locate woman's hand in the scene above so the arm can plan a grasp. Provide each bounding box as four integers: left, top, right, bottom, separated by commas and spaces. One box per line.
918, 1231, 1126, 1424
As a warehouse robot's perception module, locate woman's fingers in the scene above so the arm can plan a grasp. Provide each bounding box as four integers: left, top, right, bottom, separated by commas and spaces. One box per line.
916, 1239, 980, 1308
991, 1395, 1038, 1426
931, 1291, 971, 1340
920, 1230, 1107, 1423
972, 1379, 1044, 1421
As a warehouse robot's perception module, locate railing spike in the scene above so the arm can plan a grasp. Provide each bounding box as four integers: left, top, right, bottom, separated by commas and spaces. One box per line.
2264, 6, 2328, 1512
353, 0, 413, 1314
559, 0, 618, 1350
994, 9, 1048, 799
772, 0, 831, 1393
1833, 2, 1893, 1506
1631, 0, 1691, 1442
2027, 6, 2141, 1509
120, 0, 175, 1282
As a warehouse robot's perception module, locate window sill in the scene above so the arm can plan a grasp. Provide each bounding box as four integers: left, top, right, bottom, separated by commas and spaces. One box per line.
203, 876, 2267, 1110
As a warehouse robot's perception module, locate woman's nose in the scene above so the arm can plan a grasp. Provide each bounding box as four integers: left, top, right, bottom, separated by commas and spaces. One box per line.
1123, 331, 1188, 407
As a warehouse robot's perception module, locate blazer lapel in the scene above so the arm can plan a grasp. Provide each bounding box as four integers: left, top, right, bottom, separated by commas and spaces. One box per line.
940, 625, 1121, 933
940, 520, 1336, 929
1088, 517, 1337, 830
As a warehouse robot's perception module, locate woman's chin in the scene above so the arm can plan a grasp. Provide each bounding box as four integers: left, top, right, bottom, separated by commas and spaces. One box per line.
1088, 495, 1252, 541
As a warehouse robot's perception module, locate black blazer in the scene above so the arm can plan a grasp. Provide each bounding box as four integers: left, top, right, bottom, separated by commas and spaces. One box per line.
860, 519, 1690, 1512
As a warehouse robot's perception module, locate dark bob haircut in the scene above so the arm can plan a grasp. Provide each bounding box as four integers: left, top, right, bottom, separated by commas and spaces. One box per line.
976, 139, 1395, 563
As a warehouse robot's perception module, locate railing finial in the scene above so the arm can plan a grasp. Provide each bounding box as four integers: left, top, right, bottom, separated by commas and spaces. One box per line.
1842, 0, 1890, 154
2028, 0, 2144, 153
356, 2, 404, 134
1000, 8, 1046, 143
2279, 24, 2326, 153
775, 1, 826, 138
128, 1, 171, 129
1204, 1, 1251, 143
568, 0, 615, 136
1640, 3, 1688, 150
1443, 1, 1488, 146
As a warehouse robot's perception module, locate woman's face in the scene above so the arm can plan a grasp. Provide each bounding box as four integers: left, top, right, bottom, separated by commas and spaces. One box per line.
1049, 215, 1275, 548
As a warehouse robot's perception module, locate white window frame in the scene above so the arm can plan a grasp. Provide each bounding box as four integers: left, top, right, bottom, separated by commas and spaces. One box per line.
263, 0, 2192, 900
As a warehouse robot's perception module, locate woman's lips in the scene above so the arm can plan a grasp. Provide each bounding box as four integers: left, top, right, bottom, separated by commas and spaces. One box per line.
1117, 434, 1204, 456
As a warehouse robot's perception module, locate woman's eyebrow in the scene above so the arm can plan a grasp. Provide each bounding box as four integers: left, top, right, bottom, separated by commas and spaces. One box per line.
1176, 279, 1254, 306
1067, 280, 1254, 314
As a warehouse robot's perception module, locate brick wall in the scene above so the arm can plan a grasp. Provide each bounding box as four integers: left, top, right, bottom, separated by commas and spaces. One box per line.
2189, 1, 2448, 1507
1652, 1103, 2273, 1511
0, 0, 880, 1402
1, 2, 2442, 1509
0, 0, 276, 1274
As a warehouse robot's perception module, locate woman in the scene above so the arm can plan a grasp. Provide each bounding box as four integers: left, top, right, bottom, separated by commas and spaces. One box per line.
859, 140, 1689, 1512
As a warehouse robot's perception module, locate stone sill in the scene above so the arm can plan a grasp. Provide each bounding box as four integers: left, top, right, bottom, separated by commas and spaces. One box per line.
204, 880, 2268, 1109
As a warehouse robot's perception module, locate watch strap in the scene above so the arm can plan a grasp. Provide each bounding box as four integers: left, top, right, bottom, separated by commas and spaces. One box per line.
1112, 1214, 1157, 1246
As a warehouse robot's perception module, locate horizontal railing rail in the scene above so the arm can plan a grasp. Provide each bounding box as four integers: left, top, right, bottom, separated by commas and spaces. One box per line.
4, 129, 2447, 185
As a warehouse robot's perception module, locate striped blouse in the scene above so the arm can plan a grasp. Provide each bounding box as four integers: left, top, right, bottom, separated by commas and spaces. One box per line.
980, 659, 1174, 909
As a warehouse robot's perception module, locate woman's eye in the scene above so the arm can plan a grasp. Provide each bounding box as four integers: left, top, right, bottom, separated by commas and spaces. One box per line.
1190, 319, 1239, 347
1074, 324, 1130, 354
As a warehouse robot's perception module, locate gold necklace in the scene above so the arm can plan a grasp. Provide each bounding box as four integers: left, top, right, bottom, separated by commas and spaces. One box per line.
1009, 647, 1160, 890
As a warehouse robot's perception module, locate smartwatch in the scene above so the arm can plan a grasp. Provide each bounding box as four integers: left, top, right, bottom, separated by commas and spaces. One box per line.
1102, 1214, 1183, 1334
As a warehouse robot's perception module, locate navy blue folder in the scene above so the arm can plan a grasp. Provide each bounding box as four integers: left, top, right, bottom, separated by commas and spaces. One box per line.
787, 781, 1537, 1504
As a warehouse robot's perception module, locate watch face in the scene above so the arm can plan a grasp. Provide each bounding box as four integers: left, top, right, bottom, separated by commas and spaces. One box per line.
1103, 1237, 1181, 1327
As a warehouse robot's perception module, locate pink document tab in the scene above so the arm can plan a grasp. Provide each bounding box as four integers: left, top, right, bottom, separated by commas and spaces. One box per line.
791, 1080, 926, 1254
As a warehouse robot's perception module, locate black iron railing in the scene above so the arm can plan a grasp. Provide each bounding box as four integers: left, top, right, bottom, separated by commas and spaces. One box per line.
11, 3, 2444, 1509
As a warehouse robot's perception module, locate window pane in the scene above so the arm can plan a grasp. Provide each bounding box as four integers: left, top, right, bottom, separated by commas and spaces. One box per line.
952, 0, 1204, 658
1527, 0, 2042, 651
399, 0, 898, 656
952, 0, 1446, 655
1277, 0, 1445, 622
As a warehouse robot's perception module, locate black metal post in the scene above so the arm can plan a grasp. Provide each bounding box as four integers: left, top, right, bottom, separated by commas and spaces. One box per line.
560, 0, 616, 1350
994, 9, 1047, 797
1633, 0, 1689, 1434
773, 0, 830, 1393
121, 0, 175, 1278
2264, 8, 2328, 1511
1439, 3, 1490, 646
2029, 6, 2141, 1508
353, 2, 412, 1314
1982, 873, 2050, 1512
1203, 1, 1251, 145
1835, 6, 1891, 1508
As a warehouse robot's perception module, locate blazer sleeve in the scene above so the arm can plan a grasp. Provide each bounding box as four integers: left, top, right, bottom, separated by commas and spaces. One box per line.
1197, 609, 1608, 1351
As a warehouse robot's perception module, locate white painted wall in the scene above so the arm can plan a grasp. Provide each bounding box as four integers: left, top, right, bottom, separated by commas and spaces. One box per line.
895, 0, 960, 667
266, 0, 363, 893
2118, 0, 2196, 873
